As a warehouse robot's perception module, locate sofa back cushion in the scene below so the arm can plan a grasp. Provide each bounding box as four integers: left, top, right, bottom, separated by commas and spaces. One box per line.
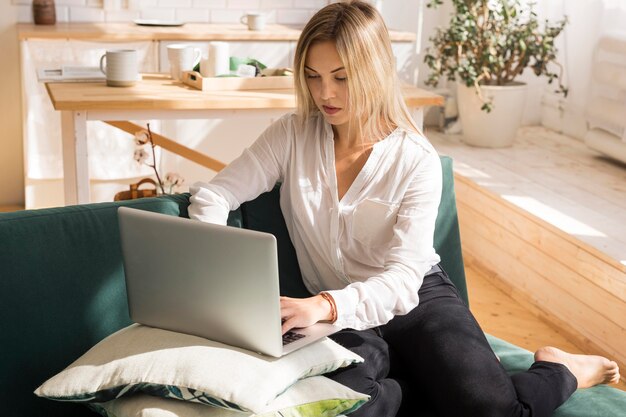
434, 156, 468, 302
0, 195, 195, 417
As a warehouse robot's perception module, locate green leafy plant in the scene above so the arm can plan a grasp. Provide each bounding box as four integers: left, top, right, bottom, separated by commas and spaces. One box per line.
424, 0, 568, 111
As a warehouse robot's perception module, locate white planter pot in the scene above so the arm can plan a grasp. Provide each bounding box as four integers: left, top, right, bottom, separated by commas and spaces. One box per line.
457, 82, 527, 148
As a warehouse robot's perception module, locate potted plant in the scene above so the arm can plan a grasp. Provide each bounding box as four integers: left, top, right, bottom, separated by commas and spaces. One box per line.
424, 0, 568, 147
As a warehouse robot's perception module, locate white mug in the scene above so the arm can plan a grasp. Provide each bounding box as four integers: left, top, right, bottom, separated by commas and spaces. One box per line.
240, 13, 266, 31
167, 44, 202, 81
99, 49, 138, 87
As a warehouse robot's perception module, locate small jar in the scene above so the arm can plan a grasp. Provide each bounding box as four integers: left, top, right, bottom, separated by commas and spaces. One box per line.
33, 0, 56, 25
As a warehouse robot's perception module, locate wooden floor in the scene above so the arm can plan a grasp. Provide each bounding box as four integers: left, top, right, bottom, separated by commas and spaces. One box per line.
466, 251, 626, 391
428, 126, 626, 267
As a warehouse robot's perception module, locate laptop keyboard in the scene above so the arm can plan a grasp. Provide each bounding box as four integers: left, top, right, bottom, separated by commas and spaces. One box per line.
282, 330, 306, 345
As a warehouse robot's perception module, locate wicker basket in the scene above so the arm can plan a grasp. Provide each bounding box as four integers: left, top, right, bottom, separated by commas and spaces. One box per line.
114, 178, 158, 201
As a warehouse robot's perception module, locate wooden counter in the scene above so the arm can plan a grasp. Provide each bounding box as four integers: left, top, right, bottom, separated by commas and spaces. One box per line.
17, 22, 415, 42
45, 73, 442, 206
46, 74, 443, 111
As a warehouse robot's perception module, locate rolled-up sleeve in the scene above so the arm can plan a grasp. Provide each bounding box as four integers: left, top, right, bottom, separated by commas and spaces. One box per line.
189, 115, 292, 225
326, 149, 442, 330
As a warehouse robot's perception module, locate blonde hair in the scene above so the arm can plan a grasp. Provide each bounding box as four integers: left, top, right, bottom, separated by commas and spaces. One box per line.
293, 0, 420, 141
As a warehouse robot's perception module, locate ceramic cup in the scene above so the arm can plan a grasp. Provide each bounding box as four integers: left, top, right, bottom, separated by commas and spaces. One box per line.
99, 49, 139, 87
240, 13, 266, 31
167, 44, 202, 81
200, 41, 230, 77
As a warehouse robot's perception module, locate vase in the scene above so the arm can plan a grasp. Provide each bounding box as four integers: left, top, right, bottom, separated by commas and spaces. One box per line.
33, 0, 56, 25
457, 82, 527, 148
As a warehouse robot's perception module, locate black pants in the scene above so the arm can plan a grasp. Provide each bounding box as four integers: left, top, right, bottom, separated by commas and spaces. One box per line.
326, 266, 577, 417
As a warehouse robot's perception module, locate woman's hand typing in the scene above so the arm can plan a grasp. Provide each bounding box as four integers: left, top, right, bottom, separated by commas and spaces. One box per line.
280, 295, 334, 334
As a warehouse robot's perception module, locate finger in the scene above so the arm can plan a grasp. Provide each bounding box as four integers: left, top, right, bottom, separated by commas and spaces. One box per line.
281, 317, 297, 335
280, 304, 296, 319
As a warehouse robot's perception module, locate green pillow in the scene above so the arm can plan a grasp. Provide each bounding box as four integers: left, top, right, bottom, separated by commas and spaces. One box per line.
89, 376, 368, 417
35, 324, 363, 413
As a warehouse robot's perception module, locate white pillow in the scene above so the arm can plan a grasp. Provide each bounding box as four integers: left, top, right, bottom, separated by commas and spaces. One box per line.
35, 324, 363, 413
89, 376, 369, 417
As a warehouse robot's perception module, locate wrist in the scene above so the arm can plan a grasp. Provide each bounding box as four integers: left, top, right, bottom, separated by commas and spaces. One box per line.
318, 292, 337, 323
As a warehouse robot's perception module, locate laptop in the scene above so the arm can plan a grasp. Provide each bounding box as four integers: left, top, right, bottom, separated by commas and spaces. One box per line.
117, 207, 339, 357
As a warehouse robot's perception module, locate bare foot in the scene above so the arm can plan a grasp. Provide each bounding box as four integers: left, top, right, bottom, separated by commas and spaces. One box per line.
534, 346, 621, 389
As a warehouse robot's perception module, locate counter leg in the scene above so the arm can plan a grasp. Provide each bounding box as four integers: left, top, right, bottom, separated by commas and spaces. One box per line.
411, 107, 424, 132
61, 111, 90, 205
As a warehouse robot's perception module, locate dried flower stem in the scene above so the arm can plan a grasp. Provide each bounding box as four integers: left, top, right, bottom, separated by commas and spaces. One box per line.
146, 123, 166, 195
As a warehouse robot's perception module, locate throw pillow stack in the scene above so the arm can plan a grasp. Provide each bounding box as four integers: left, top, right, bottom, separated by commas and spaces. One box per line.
35, 324, 368, 417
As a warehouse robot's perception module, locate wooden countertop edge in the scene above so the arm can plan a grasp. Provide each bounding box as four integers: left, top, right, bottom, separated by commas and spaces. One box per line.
17, 23, 416, 42
45, 75, 442, 111
49, 95, 444, 111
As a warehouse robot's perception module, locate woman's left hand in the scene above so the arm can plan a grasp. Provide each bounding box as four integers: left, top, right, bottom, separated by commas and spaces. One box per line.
280, 295, 332, 334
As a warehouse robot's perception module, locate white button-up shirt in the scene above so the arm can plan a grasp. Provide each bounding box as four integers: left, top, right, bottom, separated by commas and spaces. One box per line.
189, 112, 442, 330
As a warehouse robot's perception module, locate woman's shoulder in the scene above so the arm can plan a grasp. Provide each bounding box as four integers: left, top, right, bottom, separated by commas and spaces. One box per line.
270, 112, 327, 136
275, 111, 324, 126
394, 128, 439, 160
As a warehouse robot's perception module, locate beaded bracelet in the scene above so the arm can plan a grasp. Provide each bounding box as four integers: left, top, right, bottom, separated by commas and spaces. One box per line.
320, 292, 337, 323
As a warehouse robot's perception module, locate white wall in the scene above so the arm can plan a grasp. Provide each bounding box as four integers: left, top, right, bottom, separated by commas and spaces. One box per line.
380, 0, 452, 87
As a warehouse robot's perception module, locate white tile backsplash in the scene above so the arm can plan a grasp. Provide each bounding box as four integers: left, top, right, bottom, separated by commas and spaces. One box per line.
293, 0, 325, 8
57, 0, 88, 6
159, 0, 191, 8
227, 0, 260, 9
69, 6, 105, 21
192, 0, 227, 8
210, 9, 245, 23
16, 5, 33, 23
105, 9, 140, 22
56, 6, 70, 22
258, 9, 277, 24
175, 8, 210, 23
260, 0, 292, 8
139, 7, 175, 20
14, 0, 329, 23
276, 9, 312, 25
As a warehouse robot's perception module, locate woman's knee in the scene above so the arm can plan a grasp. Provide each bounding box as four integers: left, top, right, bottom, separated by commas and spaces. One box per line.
329, 329, 392, 380
341, 377, 402, 417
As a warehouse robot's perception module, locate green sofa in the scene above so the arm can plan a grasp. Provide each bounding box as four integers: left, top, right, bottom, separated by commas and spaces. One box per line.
0, 156, 624, 417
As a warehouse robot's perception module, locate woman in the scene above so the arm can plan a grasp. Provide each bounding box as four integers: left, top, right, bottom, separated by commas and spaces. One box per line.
189, 2, 620, 416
